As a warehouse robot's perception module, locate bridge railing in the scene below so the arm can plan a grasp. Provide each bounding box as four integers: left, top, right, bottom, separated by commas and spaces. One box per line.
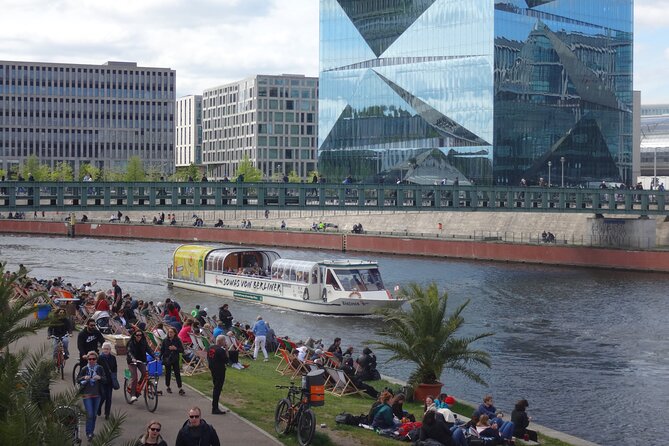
0, 181, 666, 215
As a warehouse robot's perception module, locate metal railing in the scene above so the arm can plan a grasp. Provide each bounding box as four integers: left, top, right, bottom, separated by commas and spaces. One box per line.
0, 181, 667, 216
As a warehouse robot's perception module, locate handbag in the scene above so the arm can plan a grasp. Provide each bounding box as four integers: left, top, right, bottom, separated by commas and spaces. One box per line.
111, 373, 120, 390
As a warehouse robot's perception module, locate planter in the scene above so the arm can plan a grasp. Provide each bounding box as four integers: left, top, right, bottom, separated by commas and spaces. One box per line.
413, 382, 443, 403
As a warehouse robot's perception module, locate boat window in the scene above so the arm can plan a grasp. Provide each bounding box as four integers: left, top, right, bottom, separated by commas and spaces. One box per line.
325, 270, 341, 290
332, 268, 385, 291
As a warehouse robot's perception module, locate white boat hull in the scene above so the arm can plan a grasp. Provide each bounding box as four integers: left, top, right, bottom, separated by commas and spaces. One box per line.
167, 278, 405, 315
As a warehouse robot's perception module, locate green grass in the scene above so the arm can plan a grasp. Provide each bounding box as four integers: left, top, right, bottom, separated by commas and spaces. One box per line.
183, 357, 573, 446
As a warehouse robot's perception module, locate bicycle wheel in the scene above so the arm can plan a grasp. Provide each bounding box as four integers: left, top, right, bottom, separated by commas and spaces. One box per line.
144, 379, 159, 412
71, 362, 81, 386
59, 355, 65, 381
123, 377, 132, 404
297, 409, 316, 446
274, 398, 292, 435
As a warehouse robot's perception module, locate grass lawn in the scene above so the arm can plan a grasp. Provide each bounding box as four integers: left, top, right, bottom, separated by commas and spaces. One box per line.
183, 356, 573, 446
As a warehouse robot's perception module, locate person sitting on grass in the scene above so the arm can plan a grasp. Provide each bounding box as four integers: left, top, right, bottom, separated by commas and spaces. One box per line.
390, 392, 415, 422
371, 390, 399, 431
420, 409, 455, 446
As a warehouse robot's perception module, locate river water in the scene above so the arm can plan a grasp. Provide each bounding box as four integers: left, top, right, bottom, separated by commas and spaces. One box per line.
1, 234, 667, 445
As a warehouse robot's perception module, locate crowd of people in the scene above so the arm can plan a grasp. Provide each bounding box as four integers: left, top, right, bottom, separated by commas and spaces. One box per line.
12, 268, 539, 446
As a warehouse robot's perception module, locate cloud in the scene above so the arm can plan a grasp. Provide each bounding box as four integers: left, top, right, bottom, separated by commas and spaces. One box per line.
635, 0, 669, 27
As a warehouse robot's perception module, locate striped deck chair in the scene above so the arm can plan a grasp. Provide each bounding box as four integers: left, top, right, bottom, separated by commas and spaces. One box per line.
181, 333, 207, 376
323, 351, 341, 368
324, 366, 362, 397
275, 338, 290, 357
276, 348, 309, 378
145, 331, 161, 350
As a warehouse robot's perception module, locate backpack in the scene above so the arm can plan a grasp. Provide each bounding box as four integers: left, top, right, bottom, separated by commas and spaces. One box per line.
335, 412, 366, 426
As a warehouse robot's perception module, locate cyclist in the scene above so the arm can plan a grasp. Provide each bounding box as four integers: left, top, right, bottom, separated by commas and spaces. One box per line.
77, 318, 105, 367
127, 329, 152, 403
48, 308, 73, 359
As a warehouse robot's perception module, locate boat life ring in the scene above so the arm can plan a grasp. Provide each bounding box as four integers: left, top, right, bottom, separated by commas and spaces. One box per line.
349, 291, 362, 299
303, 288, 310, 300
322, 289, 327, 303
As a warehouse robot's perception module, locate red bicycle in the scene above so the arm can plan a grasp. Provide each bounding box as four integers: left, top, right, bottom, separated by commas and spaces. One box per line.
123, 357, 160, 412
49, 334, 70, 380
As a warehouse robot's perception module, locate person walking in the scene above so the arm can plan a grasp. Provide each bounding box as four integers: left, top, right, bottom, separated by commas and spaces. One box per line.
127, 329, 151, 403
97, 341, 118, 420
207, 335, 228, 415
175, 406, 221, 446
111, 279, 123, 313
161, 326, 186, 395
218, 304, 233, 330
77, 318, 105, 368
252, 315, 269, 361
138, 419, 168, 446
76, 350, 107, 441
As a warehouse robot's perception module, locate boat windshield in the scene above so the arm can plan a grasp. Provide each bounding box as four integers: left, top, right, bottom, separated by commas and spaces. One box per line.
332, 268, 385, 292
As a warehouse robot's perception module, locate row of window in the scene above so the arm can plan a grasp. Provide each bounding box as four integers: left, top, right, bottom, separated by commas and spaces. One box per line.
0, 142, 172, 159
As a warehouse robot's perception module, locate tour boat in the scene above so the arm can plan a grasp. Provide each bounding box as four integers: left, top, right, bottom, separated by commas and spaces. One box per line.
166, 244, 405, 315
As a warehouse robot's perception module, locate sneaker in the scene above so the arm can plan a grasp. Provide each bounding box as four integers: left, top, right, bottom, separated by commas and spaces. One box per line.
130, 395, 138, 403
166, 387, 172, 393
212, 408, 225, 415
87, 434, 94, 441
179, 388, 185, 395
263, 358, 269, 362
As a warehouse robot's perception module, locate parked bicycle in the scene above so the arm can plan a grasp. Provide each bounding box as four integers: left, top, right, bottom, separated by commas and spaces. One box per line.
274, 382, 316, 446
49, 334, 70, 380
53, 405, 82, 445
123, 356, 160, 412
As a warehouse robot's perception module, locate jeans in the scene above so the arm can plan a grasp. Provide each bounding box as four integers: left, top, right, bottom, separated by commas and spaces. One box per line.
253, 335, 267, 359
82, 396, 100, 436
52, 337, 69, 358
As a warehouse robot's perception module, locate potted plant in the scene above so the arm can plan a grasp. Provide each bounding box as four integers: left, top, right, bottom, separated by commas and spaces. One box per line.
372, 282, 492, 403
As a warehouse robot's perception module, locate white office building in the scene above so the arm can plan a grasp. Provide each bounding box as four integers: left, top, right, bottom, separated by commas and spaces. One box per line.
202, 74, 318, 179
175, 95, 202, 167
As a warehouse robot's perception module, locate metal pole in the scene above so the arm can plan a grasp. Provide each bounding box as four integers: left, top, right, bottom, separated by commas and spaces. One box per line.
560, 156, 565, 188
548, 161, 552, 187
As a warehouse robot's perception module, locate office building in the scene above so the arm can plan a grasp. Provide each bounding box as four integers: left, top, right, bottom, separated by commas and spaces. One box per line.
640, 104, 669, 179
319, 0, 633, 185
175, 95, 202, 167
202, 74, 318, 179
0, 60, 175, 176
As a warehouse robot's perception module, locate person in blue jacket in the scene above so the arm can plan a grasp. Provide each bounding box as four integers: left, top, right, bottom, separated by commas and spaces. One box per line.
372, 391, 399, 430
252, 315, 269, 361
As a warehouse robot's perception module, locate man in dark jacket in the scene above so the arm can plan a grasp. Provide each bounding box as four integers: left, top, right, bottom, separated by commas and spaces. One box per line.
175, 406, 220, 446
77, 318, 104, 367
218, 304, 233, 330
207, 335, 228, 414
48, 308, 73, 359
356, 346, 380, 381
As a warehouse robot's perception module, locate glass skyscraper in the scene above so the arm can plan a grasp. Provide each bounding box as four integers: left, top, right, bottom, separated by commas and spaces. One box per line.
319, 0, 633, 185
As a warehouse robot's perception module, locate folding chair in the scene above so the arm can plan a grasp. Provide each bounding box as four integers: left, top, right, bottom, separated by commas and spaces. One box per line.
181, 333, 207, 376
145, 331, 161, 350
324, 366, 361, 397
276, 348, 309, 378
323, 351, 341, 368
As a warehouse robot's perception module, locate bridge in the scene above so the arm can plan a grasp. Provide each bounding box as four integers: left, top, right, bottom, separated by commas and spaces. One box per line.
0, 181, 666, 216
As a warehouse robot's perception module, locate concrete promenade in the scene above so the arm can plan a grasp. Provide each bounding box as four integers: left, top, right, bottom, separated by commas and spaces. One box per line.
10, 326, 281, 445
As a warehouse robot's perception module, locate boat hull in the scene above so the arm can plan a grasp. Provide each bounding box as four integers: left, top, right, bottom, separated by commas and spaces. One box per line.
167, 278, 405, 315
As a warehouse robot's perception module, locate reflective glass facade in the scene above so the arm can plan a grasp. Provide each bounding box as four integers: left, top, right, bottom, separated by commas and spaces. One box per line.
319, 0, 633, 185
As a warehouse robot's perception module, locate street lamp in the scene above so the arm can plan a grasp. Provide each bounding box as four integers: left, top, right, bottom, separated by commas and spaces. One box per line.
547, 161, 552, 187
560, 156, 565, 188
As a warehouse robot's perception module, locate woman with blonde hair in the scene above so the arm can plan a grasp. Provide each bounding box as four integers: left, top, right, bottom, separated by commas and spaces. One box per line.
138, 420, 167, 446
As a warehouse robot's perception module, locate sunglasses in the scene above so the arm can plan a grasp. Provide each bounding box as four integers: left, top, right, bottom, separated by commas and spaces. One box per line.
189, 415, 200, 419
149, 427, 161, 432
88, 357, 97, 360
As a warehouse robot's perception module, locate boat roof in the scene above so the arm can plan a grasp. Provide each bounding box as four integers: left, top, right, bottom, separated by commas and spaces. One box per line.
172, 245, 280, 260
318, 259, 378, 268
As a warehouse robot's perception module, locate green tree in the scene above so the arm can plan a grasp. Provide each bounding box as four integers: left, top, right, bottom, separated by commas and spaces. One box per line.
236, 155, 262, 182
100, 168, 124, 182
0, 168, 6, 179
0, 263, 133, 445
372, 282, 492, 385
79, 163, 100, 181
172, 163, 200, 181
288, 170, 301, 183
50, 162, 74, 181
125, 156, 146, 182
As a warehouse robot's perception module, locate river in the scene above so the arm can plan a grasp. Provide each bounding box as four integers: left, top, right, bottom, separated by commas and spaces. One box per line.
1, 234, 667, 445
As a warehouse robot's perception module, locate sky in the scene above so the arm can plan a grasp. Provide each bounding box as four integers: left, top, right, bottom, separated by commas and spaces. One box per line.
0, 0, 667, 103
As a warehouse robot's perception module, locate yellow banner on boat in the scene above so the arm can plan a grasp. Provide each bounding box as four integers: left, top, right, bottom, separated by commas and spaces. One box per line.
172, 245, 213, 283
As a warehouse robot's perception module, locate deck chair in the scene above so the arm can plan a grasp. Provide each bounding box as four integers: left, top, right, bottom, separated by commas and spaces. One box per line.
145, 331, 161, 350
323, 351, 341, 368
276, 348, 309, 378
181, 333, 207, 376
324, 366, 361, 397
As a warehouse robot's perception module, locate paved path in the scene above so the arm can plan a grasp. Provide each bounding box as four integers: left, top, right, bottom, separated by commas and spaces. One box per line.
11, 326, 281, 445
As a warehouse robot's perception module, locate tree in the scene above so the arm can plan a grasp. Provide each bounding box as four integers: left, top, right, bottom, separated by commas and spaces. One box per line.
236, 155, 262, 182
288, 170, 302, 183
125, 156, 146, 182
0, 263, 134, 445
172, 163, 200, 181
79, 163, 100, 181
50, 162, 74, 182
372, 282, 492, 386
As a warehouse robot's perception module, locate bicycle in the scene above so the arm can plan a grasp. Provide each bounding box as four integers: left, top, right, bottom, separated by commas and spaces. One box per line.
274, 382, 316, 446
48, 334, 70, 380
53, 405, 82, 445
123, 357, 160, 412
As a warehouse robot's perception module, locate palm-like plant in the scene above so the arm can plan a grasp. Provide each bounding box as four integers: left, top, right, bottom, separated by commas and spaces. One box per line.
0, 263, 136, 446
373, 282, 493, 386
